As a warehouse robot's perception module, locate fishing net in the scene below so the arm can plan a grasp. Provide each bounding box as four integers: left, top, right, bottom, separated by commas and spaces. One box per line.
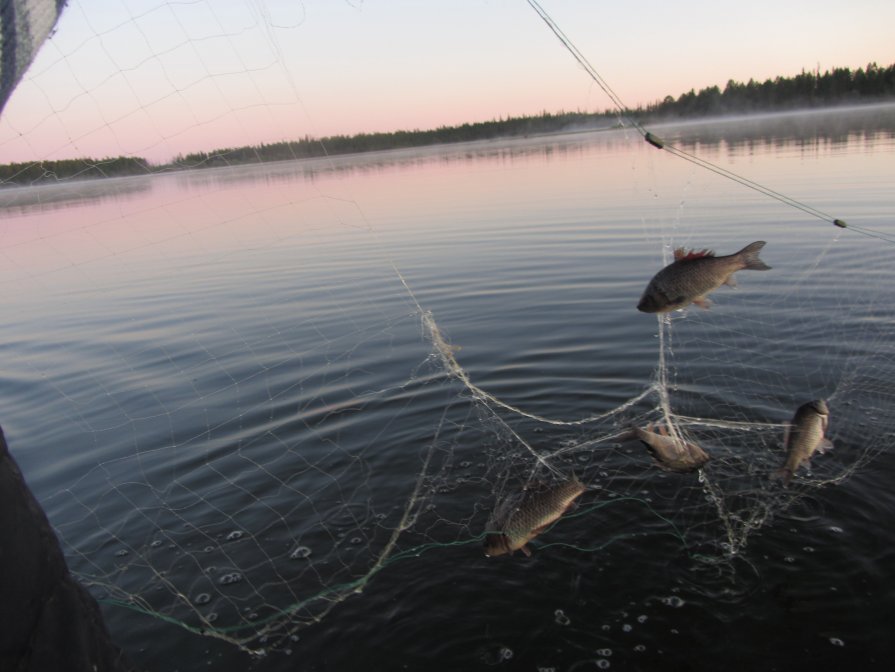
1, 0, 893, 661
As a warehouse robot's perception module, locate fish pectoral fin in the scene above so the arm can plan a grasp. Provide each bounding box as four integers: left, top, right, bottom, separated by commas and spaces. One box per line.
520, 544, 532, 557
818, 438, 834, 454
724, 275, 737, 288
692, 296, 712, 309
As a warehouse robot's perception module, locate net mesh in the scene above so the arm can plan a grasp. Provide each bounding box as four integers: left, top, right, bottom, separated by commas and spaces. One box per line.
0, 0, 893, 659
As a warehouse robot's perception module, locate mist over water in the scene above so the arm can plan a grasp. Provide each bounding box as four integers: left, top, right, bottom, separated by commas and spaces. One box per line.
1, 106, 894, 671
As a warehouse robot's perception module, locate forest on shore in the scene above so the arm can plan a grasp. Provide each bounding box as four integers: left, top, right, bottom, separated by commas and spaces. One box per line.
1, 62, 893, 185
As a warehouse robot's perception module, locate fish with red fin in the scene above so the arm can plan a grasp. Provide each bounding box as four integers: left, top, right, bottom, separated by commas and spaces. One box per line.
483, 475, 586, 558
771, 399, 832, 486
637, 241, 771, 313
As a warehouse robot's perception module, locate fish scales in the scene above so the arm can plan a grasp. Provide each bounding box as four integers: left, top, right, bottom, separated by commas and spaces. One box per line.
637, 240, 771, 313
773, 399, 831, 486
631, 423, 710, 473
484, 476, 585, 557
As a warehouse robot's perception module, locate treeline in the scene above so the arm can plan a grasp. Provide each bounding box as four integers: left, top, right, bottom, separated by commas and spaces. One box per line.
172, 110, 609, 169
1, 62, 893, 182
170, 62, 895, 170
641, 62, 895, 117
0, 156, 151, 185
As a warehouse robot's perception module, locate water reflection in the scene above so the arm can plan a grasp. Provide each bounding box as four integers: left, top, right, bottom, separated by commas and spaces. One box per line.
0, 175, 153, 215
2, 105, 891, 205
655, 103, 895, 155
168, 102, 895, 189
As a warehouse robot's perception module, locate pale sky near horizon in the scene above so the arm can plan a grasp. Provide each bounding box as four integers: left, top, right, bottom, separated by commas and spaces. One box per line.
0, 0, 892, 165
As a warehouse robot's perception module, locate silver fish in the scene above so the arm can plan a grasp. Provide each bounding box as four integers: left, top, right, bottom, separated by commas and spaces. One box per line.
628, 422, 710, 473
637, 241, 771, 313
483, 475, 586, 557
772, 399, 832, 486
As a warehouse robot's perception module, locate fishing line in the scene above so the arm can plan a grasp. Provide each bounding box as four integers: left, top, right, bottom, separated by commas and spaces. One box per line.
525, 0, 893, 245
14, 2, 893, 659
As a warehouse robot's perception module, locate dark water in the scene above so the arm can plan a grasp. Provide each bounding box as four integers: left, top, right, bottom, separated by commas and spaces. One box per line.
1, 106, 894, 671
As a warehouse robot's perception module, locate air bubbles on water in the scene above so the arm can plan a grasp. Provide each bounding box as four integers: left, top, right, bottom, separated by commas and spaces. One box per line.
290, 546, 312, 560
149, 540, 163, 548
226, 530, 244, 541
622, 624, 632, 633
829, 637, 845, 647
596, 648, 612, 657
500, 647, 513, 661
194, 593, 211, 605
634, 644, 646, 653
596, 659, 610, 669
830, 526, 844, 533
218, 572, 243, 586
637, 615, 647, 623
554, 609, 571, 626
661, 596, 685, 608
114, 549, 129, 557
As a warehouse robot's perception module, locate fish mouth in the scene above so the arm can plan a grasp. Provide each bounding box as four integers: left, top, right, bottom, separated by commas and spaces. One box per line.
483, 533, 509, 558
637, 285, 672, 313
637, 296, 658, 313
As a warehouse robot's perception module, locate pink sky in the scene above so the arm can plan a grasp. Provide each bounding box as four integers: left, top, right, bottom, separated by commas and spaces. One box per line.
0, 0, 892, 165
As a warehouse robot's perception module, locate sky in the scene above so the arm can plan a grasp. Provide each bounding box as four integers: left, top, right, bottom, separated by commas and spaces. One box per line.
0, 0, 892, 165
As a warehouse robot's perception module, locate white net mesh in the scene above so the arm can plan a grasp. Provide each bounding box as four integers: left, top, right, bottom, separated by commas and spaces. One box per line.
1, 0, 893, 662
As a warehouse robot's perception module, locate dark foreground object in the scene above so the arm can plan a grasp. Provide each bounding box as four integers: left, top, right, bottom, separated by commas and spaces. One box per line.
0, 426, 132, 672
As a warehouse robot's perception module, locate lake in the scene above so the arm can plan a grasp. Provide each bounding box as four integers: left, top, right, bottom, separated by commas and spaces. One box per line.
1, 105, 894, 671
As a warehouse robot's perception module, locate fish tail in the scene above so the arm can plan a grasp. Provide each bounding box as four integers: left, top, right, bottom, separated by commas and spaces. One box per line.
737, 241, 771, 271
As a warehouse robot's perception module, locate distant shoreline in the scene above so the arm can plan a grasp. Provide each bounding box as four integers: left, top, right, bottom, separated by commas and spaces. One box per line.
1, 61, 893, 187
1, 101, 893, 189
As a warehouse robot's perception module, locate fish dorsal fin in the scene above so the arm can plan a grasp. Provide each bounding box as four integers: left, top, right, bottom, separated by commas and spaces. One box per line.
674, 248, 715, 262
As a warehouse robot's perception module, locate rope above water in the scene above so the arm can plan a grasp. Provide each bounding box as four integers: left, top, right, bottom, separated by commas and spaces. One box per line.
525, 0, 895, 245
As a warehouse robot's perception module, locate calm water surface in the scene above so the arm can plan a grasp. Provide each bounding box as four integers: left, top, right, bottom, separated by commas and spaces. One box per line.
1, 106, 894, 671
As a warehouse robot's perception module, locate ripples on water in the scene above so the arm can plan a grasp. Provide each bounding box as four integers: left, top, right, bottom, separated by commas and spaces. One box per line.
1, 106, 894, 671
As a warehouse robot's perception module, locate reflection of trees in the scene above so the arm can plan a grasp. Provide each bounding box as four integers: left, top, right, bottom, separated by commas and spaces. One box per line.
0, 175, 153, 214
169, 111, 619, 170
654, 104, 895, 155
166, 133, 614, 191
